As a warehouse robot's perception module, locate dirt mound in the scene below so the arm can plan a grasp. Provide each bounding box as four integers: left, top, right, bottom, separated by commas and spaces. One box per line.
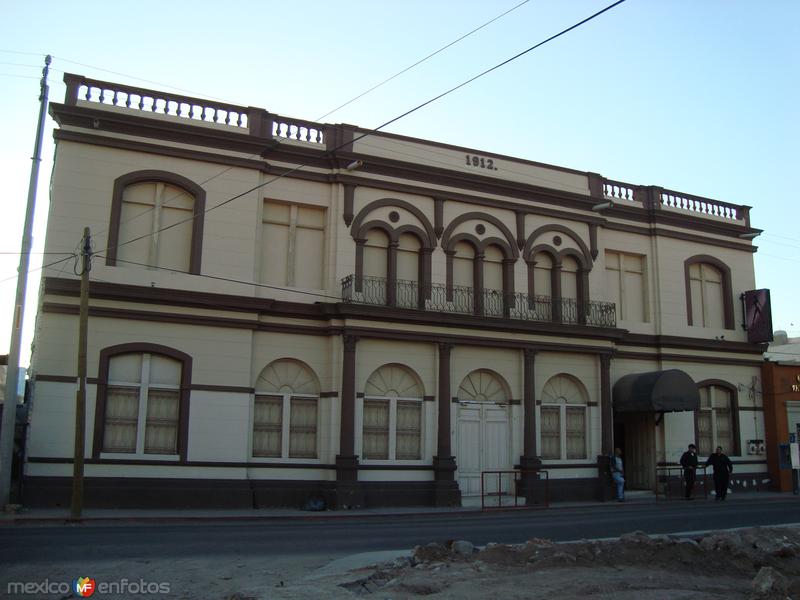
339, 526, 800, 599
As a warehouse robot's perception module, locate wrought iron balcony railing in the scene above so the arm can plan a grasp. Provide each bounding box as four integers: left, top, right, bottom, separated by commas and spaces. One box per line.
341, 275, 617, 328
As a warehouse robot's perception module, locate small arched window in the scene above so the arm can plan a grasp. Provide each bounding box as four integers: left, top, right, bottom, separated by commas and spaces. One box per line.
93, 343, 191, 460
363, 364, 424, 460
253, 359, 320, 459
696, 382, 738, 456
685, 256, 734, 329
106, 171, 206, 274
540, 375, 588, 460
532, 252, 553, 298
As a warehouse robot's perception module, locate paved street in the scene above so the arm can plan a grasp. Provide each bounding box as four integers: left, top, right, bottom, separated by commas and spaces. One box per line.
3, 497, 800, 564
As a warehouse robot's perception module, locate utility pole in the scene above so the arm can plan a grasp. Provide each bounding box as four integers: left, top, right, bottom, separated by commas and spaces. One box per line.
0, 54, 51, 508
71, 228, 91, 519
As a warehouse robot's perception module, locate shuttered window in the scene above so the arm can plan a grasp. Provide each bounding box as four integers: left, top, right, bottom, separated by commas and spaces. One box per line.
103, 353, 181, 456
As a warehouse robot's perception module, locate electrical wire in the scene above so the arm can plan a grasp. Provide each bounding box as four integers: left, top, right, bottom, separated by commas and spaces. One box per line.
93, 255, 346, 302
316, 0, 531, 121
98, 0, 627, 261
52, 3, 533, 243
0, 254, 76, 285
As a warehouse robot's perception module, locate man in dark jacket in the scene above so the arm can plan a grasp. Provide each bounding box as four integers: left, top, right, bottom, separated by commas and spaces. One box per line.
680, 444, 698, 500
706, 446, 733, 501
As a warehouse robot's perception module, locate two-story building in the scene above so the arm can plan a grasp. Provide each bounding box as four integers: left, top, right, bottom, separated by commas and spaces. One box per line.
23, 73, 768, 508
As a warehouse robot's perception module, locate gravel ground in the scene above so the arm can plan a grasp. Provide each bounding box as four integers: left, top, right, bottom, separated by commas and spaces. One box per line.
3, 526, 798, 599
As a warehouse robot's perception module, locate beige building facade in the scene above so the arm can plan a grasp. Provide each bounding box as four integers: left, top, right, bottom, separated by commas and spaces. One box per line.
24, 74, 768, 508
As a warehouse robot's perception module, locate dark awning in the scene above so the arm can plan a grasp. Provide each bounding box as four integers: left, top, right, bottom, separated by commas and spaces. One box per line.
612, 369, 700, 413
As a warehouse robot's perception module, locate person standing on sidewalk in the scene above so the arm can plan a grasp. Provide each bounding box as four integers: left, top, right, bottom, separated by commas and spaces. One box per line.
610, 447, 625, 502
680, 444, 699, 500
706, 446, 733, 501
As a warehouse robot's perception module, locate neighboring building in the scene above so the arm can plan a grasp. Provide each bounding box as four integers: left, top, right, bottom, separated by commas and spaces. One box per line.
24, 73, 769, 508
763, 332, 800, 491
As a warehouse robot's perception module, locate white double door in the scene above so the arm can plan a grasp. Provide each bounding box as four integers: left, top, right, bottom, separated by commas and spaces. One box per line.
456, 401, 511, 497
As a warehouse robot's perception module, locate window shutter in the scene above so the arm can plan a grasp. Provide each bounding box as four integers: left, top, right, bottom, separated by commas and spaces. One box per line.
144, 389, 179, 454
395, 400, 421, 460
289, 397, 318, 458
253, 395, 283, 457
540, 406, 560, 459
363, 399, 389, 459
103, 386, 140, 453
565, 406, 586, 459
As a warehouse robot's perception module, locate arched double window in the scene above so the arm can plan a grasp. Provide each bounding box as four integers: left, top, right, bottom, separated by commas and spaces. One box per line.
695, 381, 739, 456
362, 364, 424, 460
106, 171, 206, 274
445, 236, 515, 317
350, 199, 435, 309
93, 343, 191, 460
524, 226, 593, 325
685, 256, 734, 329
539, 374, 588, 460
253, 359, 320, 459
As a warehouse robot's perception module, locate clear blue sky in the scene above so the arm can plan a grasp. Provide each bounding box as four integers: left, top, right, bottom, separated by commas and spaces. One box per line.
1, 0, 798, 364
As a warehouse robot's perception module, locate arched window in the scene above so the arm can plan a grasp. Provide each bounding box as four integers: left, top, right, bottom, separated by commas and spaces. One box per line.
561, 255, 579, 301
93, 343, 191, 460
457, 369, 509, 404
685, 256, 734, 329
689, 263, 724, 328
483, 244, 505, 316
532, 252, 553, 298
696, 382, 738, 456
540, 375, 588, 460
106, 171, 205, 274
362, 364, 424, 460
396, 232, 422, 308
362, 228, 390, 305
451, 240, 476, 313
253, 359, 320, 459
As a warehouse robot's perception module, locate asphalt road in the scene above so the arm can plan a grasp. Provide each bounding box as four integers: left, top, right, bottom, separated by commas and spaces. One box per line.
3, 497, 800, 565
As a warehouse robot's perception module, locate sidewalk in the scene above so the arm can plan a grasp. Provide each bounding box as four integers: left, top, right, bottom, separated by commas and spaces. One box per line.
2, 490, 794, 525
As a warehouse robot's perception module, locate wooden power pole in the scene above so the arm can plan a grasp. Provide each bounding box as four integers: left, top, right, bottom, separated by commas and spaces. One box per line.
70, 227, 91, 519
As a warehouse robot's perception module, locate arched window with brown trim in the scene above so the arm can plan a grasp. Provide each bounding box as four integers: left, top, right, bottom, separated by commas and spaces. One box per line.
695, 380, 740, 456
396, 232, 423, 308
362, 228, 390, 305
685, 255, 734, 329
92, 343, 192, 461
253, 359, 321, 460
106, 171, 206, 274
450, 240, 477, 313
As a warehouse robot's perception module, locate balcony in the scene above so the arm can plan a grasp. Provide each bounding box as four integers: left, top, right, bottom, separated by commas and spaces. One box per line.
341, 275, 616, 328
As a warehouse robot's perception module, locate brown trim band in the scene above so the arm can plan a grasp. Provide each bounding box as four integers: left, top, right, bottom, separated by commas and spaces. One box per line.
34, 374, 77, 383
53, 107, 754, 244
190, 384, 254, 394
34, 374, 98, 385
27, 457, 336, 469
613, 350, 764, 367
621, 333, 766, 355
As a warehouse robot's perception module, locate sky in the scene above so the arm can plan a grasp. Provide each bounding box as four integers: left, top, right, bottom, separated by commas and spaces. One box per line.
0, 0, 798, 367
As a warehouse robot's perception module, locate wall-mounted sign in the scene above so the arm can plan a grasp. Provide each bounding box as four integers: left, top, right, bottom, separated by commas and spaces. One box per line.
743, 288, 773, 343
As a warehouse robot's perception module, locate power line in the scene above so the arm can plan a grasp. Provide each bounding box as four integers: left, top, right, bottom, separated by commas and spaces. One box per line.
30, 3, 531, 243
360, 0, 626, 137
51, 55, 228, 102
100, 0, 627, 261
93, 256, 346, 302
757, 253, 800, 264
316, 0, 531, 121
0, 254, 76, 285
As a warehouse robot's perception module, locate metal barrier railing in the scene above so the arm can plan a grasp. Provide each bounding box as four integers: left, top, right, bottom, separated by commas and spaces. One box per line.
480, 469, 549, 510
656, 465, 709, 501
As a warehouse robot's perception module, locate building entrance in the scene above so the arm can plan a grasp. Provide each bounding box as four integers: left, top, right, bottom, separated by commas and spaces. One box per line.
614, 412, 655, 490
